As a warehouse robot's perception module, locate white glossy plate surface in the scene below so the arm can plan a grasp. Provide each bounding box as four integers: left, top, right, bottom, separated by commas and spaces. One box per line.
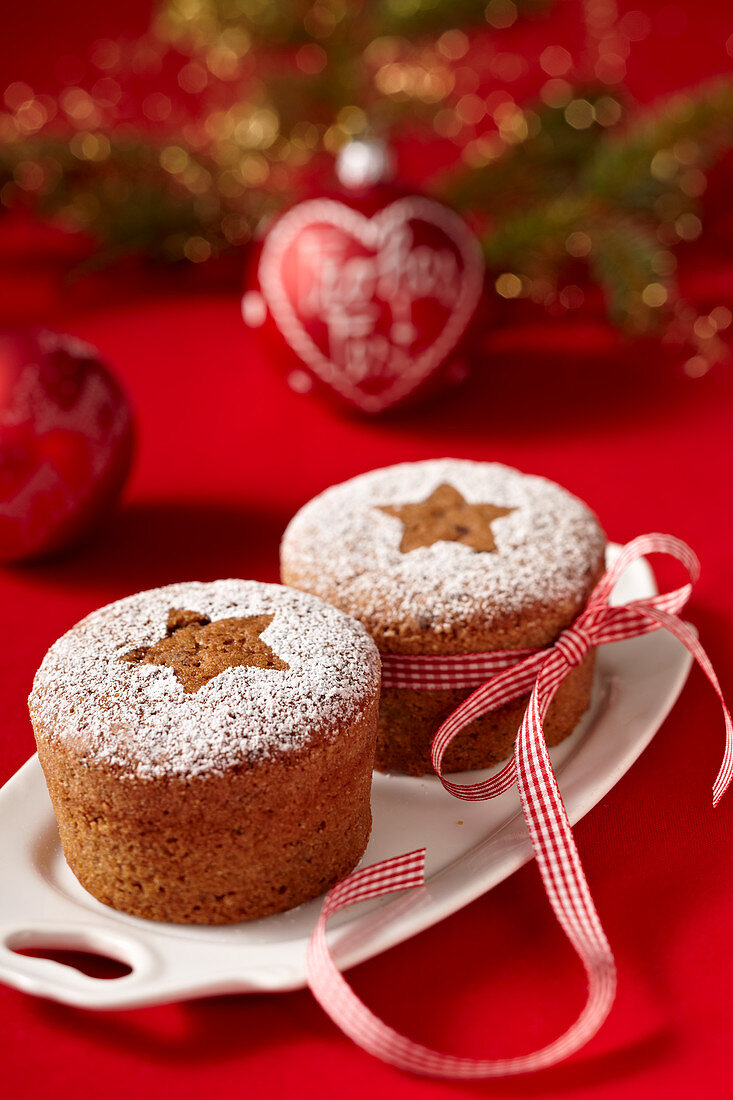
0, 549, 692, 1009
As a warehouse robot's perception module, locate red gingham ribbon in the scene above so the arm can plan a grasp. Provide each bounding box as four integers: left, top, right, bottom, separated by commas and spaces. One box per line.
306, 534, 732, 1078
380, 648, 537, 690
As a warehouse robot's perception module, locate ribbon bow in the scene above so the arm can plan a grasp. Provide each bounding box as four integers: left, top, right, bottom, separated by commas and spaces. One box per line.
306, 534, 733, 1078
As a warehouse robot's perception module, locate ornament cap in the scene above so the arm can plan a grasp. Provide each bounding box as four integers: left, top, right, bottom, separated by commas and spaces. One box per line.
336, 139, 395, 189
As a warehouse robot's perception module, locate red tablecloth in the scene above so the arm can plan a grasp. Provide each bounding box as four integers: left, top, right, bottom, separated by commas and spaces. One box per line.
1, 3, 732, 1097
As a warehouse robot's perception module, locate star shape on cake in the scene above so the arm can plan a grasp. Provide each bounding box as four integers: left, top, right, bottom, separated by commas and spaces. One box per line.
121, 608, 289, 693
378, 483, 515, 554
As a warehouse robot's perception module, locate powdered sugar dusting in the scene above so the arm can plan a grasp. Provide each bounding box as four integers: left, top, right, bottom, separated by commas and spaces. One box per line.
29, 580, 380, 779
281, 460, 606, 641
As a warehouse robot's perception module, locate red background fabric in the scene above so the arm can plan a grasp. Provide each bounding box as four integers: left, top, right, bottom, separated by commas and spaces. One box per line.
1, 2, 732, 1097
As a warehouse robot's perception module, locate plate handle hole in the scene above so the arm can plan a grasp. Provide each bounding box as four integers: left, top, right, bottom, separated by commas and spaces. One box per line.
11, 945, 133, 980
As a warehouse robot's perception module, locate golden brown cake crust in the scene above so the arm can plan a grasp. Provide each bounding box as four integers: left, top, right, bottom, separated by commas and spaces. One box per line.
280, 460, 607, 773
34, 700, 377, 924
29, 579, 381, 923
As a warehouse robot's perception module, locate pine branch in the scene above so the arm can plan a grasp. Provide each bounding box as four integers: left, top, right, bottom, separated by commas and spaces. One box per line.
480, 195, 673, 329
159, 0, 550, 49
441, 79, 733, 330
480, 195, 588, 268
583, 78, 733, 212
589, 213, 670, 329
0, 136, 266, 261
372, 0, 549, 37
441, 89, 625, 216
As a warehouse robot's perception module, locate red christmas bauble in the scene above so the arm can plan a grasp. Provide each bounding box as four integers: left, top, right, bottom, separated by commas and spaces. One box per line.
0, 328, 134, 562
242, 142, 485, 414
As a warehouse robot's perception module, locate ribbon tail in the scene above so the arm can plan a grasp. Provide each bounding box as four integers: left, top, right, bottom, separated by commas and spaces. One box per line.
305, 740, 616, 1077
634, 606, 733, 804
304, 672, 617, 1079
512, 685, 617, 1059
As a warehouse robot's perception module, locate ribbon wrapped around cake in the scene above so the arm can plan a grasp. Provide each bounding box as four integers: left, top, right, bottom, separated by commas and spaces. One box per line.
306, 533, 733, 1079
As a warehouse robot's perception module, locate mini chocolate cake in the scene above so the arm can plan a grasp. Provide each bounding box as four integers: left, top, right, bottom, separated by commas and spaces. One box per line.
281, 460, 606, 775
29, 580, 380, 923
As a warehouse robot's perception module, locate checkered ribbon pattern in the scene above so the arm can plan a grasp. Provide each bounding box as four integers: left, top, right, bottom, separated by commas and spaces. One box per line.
380, 647, 538, 690
306, 534, 733, 1078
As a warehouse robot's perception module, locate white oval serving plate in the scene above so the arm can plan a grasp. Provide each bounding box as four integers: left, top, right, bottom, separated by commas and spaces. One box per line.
0, 548, 693, 1009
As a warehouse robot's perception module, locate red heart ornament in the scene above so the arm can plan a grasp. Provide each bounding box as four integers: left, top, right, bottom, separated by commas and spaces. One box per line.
250, 196, 484, 413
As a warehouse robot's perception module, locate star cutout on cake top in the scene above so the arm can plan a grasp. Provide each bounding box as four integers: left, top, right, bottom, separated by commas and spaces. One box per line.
378, 483, 515, 554
121, 608, 289, 693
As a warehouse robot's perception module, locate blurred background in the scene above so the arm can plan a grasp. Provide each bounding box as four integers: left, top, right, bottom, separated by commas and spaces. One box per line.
1, 0, 731, 334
